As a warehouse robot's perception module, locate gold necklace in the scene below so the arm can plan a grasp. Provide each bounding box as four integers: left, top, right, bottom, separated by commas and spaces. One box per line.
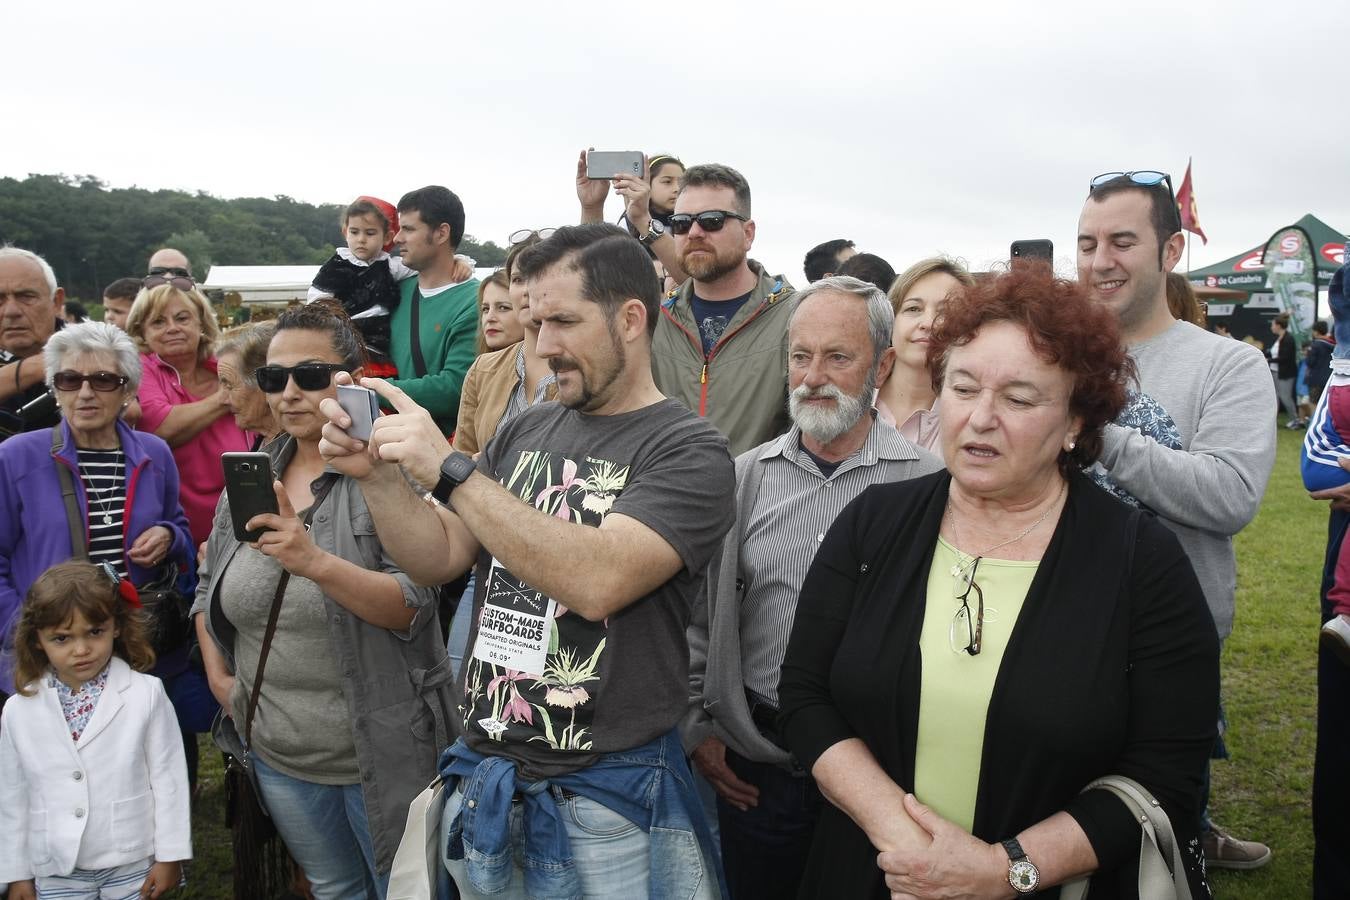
944, 480, 1065, 577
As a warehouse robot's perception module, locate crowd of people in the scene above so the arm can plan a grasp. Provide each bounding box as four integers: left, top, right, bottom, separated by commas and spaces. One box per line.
0, 155, 1342, 900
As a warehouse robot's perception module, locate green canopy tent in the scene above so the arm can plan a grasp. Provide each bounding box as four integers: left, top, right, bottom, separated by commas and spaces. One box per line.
1186, 213, 1347, 343
1187, 213, 1346, 292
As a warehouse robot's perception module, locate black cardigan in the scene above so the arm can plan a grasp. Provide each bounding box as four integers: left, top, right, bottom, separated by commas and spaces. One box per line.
778, 469, 1218, 899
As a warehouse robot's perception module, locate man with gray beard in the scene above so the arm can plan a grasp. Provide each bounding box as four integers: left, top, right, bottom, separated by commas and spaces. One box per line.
681, 276, 942, 899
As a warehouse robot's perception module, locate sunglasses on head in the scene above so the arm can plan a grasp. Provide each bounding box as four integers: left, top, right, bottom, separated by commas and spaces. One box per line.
509, 227, 557, 246
1088, 170, 1173, 196
254, 363, 349, 393
52, 371, 129, 392
142, 273, 195, 292
668, 210, 748, 235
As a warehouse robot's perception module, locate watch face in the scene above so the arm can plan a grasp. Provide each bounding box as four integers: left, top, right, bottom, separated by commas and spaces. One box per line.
1009, 860, 1040, 893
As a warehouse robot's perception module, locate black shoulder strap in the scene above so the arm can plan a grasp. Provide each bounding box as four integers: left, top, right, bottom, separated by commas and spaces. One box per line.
409, 286, 428, 378
243, 474, 339, 747
53, 428, 88, 560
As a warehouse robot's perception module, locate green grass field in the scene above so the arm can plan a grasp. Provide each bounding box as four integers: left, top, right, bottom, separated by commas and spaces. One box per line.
175, 423, 1325, 899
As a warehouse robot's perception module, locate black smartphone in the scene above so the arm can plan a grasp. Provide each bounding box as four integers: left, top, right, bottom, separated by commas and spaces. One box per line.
222, 452, 279, 542
1011, 239, 1054, 264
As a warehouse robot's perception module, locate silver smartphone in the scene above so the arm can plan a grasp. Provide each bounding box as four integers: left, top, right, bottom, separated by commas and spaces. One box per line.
222, 452, 278, 542
336, 383, 380, 441
585, 150, 644, 180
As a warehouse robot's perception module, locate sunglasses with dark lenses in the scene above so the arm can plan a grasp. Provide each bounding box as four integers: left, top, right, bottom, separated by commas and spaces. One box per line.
148, 266, 191, 278
509, 227, 557, 245
142, 273, 195, 292
667, 210, 749, 235
52, 371, 130, 392
254, 363, 349, 393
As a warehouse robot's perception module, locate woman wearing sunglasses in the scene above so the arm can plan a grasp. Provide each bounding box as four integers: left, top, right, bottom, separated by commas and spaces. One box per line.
778, 267, 1218, 898
0, 322, 192, 699
193, 302, 452, 900
126, 277, 249, 546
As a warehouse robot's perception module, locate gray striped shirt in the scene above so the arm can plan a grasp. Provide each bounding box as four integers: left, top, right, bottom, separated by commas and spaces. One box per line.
740, 419, 930, 704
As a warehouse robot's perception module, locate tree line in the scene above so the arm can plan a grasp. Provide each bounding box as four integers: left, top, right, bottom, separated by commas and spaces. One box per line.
0, 174, 508, 301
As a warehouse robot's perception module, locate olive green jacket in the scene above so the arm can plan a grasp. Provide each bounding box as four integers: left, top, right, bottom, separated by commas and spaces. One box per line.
650, 262, 796, 457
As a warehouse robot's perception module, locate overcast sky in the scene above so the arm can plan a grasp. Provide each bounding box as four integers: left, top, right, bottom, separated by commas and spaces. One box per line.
6, 0, 1348, 286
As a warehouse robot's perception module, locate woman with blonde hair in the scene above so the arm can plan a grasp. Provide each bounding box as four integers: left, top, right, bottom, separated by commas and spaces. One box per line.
126, 275, 249, 545
875, 256, 975, 454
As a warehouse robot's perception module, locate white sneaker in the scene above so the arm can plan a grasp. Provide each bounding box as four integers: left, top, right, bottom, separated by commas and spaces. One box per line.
1321, 615, 1350, 666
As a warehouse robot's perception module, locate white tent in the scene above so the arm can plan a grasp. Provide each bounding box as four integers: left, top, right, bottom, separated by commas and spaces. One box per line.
202, 265, 319, 305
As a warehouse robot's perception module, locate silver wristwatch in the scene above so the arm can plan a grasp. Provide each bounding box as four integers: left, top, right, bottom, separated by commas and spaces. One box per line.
638, 218, 665, 245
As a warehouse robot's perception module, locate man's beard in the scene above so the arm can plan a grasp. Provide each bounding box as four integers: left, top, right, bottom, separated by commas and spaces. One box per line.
551, 332, 626, 412
679, 242, 743, 282
789, 380, 872, 445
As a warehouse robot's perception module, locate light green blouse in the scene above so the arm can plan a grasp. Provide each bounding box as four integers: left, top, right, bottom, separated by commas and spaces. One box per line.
913, 538, 1039, 831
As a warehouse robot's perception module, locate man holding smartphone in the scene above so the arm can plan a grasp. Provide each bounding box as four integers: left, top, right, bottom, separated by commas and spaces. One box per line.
319, 224, 733, 898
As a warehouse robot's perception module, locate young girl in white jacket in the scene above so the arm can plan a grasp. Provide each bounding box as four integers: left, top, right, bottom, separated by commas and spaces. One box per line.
0, 561, 191, 900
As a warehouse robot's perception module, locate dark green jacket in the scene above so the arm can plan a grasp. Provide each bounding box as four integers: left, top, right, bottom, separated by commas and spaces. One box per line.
650, 262, 795, 456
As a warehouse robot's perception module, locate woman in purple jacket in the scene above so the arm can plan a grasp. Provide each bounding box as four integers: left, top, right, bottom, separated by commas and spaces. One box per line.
0, 323, 192, 703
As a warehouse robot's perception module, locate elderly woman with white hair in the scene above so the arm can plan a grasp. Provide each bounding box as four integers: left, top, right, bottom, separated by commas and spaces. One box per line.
0, 322, 193, 700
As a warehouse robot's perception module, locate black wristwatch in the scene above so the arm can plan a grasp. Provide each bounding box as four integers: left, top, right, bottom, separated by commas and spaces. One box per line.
1002, 838, 1040, 894
637, 218, 665, 245
430, 451, 477, 505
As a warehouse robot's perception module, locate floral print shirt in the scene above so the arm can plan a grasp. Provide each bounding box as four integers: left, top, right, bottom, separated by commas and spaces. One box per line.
50, 663, 110, 741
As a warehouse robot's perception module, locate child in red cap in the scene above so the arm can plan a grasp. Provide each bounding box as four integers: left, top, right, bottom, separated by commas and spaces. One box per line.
308, 196, 413, 377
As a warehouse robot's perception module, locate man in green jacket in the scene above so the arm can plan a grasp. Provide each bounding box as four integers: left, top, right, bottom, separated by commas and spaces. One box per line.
389, 185, 479, 436
650, 164, 796, 457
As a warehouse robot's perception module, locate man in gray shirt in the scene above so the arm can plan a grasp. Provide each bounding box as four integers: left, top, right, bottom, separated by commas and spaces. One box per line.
1078, 172, 1277, 870
682, 276, 942, 899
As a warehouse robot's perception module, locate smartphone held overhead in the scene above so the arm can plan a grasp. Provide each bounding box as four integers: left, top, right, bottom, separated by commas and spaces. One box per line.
1010, 239, 1054, 264
585, 150, 644, 180
222, 452, 279, 542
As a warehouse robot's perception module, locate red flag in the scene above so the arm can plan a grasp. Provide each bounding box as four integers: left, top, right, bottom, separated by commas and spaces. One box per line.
1176, 160, 1207, 244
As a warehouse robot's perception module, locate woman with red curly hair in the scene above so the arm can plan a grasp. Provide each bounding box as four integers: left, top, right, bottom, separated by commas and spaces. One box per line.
778, 266, 1219, 898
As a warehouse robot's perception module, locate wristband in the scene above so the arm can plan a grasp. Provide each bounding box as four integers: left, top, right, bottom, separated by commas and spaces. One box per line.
14, 356, 22, 392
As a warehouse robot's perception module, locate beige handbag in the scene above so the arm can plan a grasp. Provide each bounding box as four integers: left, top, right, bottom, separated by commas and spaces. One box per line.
386, 777, 447, 900
1059, 775, 1193, 900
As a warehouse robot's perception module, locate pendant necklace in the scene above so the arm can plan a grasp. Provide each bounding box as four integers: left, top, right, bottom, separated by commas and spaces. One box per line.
944, 479, 1065, 578
79, 458, 121, 527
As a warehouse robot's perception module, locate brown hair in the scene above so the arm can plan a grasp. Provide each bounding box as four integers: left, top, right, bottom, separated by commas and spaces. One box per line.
888, 256, 975, 317
1166, 273, 1206, 327
927, 265, 1134, 474
475, 270, 512, 356
13, 561, 155, 695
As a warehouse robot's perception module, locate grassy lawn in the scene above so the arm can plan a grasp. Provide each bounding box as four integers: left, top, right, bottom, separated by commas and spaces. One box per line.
1208, 422, 1322, 898
173, 424, 1323, 899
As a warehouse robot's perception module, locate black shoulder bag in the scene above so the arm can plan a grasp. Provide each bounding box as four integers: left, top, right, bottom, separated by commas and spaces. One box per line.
53, 429, 190, 655
409, 286, 429, 378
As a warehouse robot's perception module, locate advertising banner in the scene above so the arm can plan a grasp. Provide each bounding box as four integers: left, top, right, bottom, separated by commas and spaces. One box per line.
1262, 226, 1318, 345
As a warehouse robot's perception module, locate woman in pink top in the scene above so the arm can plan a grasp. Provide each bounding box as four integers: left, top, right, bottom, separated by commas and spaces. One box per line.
126, 276, 249, 544
875, 257, 975, 458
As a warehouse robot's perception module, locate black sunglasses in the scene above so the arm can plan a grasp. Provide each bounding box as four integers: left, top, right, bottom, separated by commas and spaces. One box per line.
52, 371, 130, 392
668, 210, 748, 235
142, 273, 195, 292
254, 363, 349, 393
148, 265, 191, 278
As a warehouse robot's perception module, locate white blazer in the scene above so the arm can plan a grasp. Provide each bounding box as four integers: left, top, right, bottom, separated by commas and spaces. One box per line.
0, 657, 192, 881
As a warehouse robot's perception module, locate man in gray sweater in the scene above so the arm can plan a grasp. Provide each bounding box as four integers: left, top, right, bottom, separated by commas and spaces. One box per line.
1078, 172, 1277, 871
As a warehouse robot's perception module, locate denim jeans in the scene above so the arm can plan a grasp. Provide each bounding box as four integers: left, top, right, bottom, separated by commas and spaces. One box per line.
447, 574, 476, 681
443, 785, 716, 900
253, 755, 388, 900
716, 748, 822, 900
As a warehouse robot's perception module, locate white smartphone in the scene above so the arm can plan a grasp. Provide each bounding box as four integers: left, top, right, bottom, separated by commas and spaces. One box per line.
336, 383, 380, 441
586, 150, 644, 180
